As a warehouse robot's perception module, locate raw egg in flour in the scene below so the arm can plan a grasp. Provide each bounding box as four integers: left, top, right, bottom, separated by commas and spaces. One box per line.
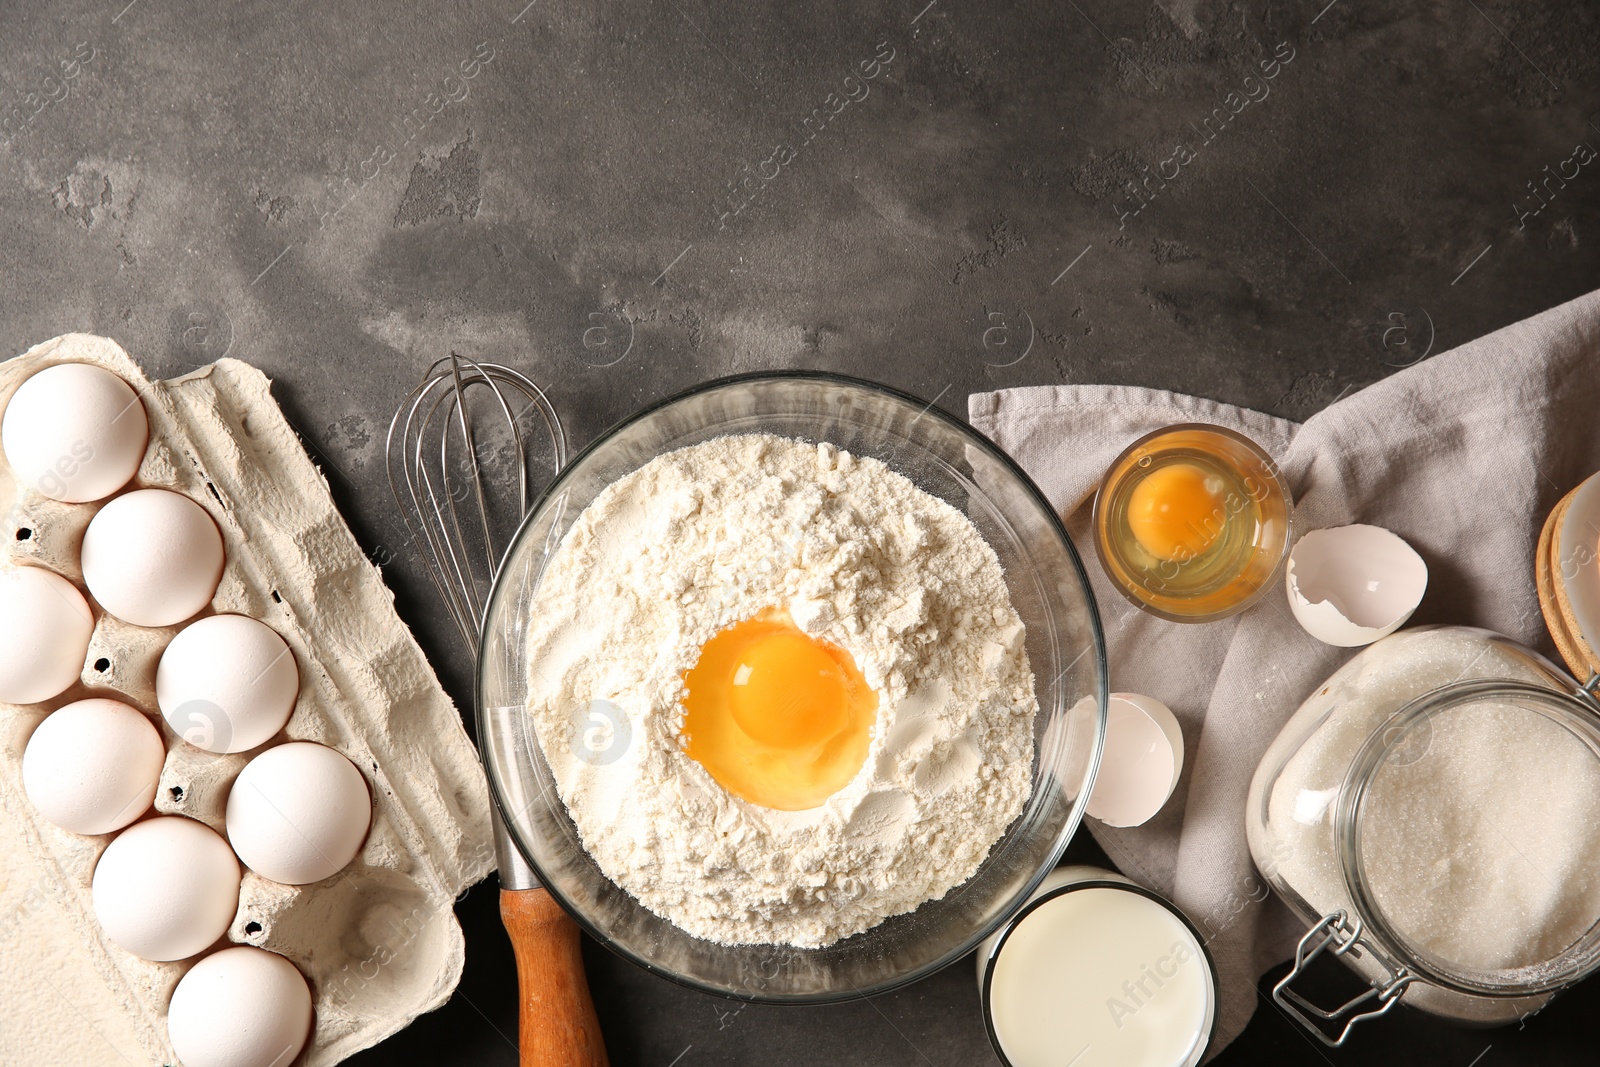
681, 610, 877, 811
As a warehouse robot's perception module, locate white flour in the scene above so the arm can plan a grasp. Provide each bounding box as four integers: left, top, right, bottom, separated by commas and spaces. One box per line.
524, 434, 1036, 946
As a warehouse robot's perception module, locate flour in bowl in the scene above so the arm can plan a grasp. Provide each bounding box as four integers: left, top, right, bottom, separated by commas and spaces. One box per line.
523, 433, 1037, 947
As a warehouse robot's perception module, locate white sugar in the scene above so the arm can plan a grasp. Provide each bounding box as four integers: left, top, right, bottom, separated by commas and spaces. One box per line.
1256, 628, 1600, 979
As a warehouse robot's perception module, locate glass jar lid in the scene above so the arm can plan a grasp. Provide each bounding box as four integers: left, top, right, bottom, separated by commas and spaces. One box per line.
1337, 679, 1600, 997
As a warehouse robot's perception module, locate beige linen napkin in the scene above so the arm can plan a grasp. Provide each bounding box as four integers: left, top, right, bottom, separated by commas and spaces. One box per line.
969, 287, 1600, 1052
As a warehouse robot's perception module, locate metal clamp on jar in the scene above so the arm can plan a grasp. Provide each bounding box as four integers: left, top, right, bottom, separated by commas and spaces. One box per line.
1246, 626, 1600, 1046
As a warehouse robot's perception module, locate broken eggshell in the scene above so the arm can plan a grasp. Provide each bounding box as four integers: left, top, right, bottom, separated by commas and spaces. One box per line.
1085, 693, 1185, 828
1286, 524, 1428, 647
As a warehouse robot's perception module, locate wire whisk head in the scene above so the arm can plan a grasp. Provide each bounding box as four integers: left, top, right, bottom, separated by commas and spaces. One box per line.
385, 353, 566, 653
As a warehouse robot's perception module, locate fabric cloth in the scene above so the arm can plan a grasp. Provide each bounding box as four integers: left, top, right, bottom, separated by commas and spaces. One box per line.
968, 287, 1600, 1053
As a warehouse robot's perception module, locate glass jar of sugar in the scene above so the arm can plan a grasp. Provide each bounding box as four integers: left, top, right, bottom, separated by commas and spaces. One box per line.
1246, 625, 1600, 1046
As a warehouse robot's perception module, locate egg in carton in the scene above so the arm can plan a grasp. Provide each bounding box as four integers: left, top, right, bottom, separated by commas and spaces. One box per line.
0, 333, 494, 1066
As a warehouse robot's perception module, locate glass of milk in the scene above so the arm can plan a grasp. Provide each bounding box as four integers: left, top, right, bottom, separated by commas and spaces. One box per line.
977, 866, 1217, 1067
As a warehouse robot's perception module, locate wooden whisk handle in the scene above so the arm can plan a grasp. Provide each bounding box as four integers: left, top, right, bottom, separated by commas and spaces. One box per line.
499, 887, 610, 1067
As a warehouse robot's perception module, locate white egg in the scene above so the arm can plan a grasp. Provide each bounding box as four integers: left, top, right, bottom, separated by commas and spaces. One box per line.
157, 615, 299, 755
91, 815, 240, 961
0, 564, 94, 704
227, 742, 371, 885
81, 488, 225, 627
167, 947, 313, 1067
1, 362, 149, 502
22, 698, 164, 835
1286, 524, 1429, 647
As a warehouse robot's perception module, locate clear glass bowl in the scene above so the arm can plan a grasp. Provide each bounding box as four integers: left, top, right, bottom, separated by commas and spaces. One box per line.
477, 372, 1107, 1002
1093, 423, 1294, 623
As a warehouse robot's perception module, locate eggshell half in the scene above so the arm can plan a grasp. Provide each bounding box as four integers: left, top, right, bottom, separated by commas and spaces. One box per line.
1, 362, 148, 502
1286, 524, 1428, 647
91, 815, 241, 961
1086, 693, 1185, 828
167, 946, 313, 1067
0, 564, 94, 703
22, 698, 164, 835
226, 742, 372, 885
81, 488, 225, 627
157, 614, 300, 755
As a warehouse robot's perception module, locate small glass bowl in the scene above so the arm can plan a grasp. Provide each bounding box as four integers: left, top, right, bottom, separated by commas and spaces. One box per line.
1092, 424, 1294, 623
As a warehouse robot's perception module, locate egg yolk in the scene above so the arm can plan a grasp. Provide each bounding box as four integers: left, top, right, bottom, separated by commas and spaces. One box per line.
1126, 463, 1228, 562
681, 611, 877, 811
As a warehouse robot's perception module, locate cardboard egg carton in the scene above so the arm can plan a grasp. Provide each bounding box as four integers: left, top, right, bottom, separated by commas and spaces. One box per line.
0, 334, 494, 1066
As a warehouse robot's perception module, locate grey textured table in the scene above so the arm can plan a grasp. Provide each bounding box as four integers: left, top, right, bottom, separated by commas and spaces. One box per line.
5, 0, 1600, 1064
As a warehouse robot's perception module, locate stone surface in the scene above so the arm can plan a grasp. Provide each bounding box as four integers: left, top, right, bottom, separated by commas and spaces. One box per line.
2, 0, 1598, 1064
